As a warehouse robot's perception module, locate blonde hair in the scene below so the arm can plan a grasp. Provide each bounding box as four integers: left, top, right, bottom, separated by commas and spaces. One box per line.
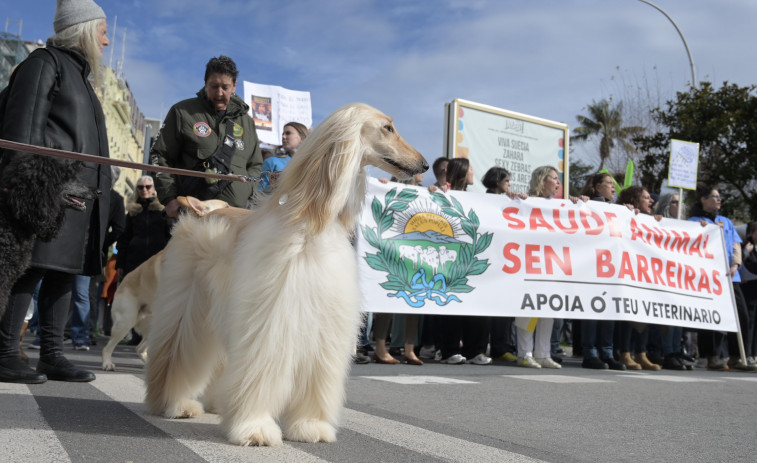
528, 165, 558, 198
48, 18, 105, 85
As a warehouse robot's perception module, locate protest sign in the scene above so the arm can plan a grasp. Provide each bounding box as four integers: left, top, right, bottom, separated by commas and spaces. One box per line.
242, 81, 312, 145
444, 99, 568, 196
356, 178, 738, 332
668, 139, 700, 190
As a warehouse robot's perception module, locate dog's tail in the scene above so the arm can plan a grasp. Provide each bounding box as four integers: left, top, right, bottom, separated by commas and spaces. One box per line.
144, 214, 232, 417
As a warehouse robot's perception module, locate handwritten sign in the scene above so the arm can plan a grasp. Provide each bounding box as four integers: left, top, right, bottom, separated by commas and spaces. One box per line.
242, 81, 312, 145
668, 139, 699, 190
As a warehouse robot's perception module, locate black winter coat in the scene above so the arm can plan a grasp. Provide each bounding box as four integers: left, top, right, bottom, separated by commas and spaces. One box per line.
0, 45, 111, 275
116, 196, 171, 275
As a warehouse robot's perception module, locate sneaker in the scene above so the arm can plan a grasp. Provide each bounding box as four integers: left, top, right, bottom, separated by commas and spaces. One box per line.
434, 349, 442, 361
28, 338, 41, 350
495, 352, 518, 362
706, 357, 729, 371
728, 358, 757, 372
517, 355, 542, 368
535, 357, 562, 369
353, 352, 371, 364
440, 354, 466, 364
747, 356, 757, 366
466, 353, 492, 365
73, 343, 90, 351
419, 346, 436, 359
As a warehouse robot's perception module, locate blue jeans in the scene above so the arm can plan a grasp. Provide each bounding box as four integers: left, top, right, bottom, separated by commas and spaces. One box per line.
69, 275, 91, 345
581, 319, 615, 360
661, 325, 683, 355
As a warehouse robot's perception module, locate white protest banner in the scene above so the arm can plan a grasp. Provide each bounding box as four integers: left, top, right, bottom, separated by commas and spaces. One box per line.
444, 99, 568, 196
356, 178, 738, 332
242, 81, 312, 145
668, 139, 700, 190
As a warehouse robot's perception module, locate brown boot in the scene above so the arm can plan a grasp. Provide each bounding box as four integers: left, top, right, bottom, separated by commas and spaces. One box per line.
622, 352, 642, 370
635, 352, 661, 371
19, 321, 29, 365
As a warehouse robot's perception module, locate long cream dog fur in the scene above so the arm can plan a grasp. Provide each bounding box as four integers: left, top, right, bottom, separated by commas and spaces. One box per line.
143, 103, 428, 446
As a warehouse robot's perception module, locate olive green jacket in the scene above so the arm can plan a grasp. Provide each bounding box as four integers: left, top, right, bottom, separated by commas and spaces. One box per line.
150, 89, 262, 208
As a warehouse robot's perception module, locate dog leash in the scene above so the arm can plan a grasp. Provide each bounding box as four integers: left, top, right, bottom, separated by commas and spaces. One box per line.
0, 138, 262, 183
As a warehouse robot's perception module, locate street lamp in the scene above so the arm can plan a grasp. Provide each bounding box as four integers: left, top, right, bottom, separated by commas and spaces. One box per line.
637, 0, 697, 88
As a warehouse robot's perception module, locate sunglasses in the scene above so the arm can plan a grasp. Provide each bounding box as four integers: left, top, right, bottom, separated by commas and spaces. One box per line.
705, 195, 721, 200
137, 185, 153, 190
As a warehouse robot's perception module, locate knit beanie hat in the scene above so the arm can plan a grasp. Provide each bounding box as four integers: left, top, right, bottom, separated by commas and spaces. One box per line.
53, 0, 106, 33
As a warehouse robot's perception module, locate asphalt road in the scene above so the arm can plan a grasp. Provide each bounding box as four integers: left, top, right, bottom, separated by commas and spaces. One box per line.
2, 338, 756, 463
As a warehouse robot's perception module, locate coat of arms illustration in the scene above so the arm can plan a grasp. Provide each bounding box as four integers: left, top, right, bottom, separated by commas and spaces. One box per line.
360, 187, 492, 307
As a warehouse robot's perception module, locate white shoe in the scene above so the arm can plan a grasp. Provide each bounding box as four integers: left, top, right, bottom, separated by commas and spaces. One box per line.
466, 353, 492, 365
535, 357, 562, 369
440, 354, 466, 364
517, 355, 541, 368
419, 346, 436, 359
434, 349, 442, 361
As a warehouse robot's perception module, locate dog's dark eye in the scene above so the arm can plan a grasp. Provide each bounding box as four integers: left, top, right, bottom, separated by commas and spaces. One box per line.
384, 124, 394, 133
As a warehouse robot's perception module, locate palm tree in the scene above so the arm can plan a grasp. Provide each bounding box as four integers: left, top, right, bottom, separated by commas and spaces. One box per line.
573, 99, 643, 170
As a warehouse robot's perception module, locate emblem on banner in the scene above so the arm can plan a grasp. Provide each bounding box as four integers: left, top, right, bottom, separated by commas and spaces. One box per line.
361, 188, 492, 308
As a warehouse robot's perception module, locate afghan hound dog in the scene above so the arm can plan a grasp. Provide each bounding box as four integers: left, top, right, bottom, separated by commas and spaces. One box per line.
101, 250, 163, 371
0, 154, 94, 318
101, 197, 236, 371
144, 103, 428, 446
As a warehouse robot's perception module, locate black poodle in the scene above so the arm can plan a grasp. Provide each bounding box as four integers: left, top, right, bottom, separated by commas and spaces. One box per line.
0, 153, 96, 318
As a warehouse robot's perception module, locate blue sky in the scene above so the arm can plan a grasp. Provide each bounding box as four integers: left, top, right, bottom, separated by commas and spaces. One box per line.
4, 0, 757, 182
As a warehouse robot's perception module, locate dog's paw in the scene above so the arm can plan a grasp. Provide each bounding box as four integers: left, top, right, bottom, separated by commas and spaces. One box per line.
285, 419, 337, 443
226, 416, 283, 447
164, 399, 203, 419
101, 361, 116, 371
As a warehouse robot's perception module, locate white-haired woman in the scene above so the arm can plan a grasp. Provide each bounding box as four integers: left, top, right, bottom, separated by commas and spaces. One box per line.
515, 166, 575, 369
0, 0, 111, 384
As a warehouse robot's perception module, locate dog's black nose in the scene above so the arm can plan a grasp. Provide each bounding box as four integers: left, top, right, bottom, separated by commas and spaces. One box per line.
421, 159, 429, 172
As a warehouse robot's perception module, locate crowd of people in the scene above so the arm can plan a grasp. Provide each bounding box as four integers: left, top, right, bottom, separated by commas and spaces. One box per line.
356, 169, 757, 373
1, 0, 755, 387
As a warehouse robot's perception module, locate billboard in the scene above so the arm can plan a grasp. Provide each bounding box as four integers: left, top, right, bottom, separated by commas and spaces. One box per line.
444, 99, 569, 197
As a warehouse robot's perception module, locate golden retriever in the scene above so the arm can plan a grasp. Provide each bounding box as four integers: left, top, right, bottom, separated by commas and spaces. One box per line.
144, 103, 428, 446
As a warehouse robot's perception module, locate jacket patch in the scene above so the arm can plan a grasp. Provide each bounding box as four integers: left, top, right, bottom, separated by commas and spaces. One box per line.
193, 122, 211, 137
233, 123, 244, 137
235, 139, 245, 150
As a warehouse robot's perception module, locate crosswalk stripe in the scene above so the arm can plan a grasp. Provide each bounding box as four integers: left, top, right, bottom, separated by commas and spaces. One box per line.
616, 374, 722, 382
505, 374, 613, 383
723, 377, 757, 382
0, 383, 70, 463
342, 408, 545, 462
360, 375, 478, 384
92, 373, 542, 462
91, 373, 329, 463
